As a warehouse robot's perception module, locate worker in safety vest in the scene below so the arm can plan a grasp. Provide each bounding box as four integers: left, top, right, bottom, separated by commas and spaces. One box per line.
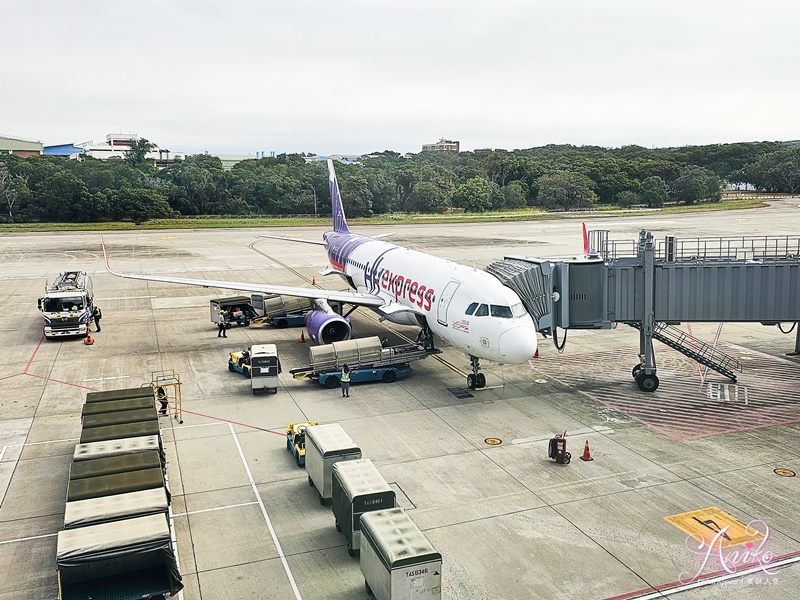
340, 364, 351, 397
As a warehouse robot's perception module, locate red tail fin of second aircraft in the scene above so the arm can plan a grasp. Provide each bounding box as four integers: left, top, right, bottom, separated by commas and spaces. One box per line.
582, 223, 589, 255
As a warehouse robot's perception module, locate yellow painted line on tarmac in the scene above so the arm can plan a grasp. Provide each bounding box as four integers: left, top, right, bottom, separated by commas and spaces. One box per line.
664, 507, 765, 549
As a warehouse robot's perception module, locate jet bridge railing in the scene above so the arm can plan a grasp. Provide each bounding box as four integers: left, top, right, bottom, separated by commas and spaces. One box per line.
592, 232, 800, 262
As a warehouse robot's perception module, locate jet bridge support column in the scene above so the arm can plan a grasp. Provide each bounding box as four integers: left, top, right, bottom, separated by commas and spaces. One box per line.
635, 231, 660, 392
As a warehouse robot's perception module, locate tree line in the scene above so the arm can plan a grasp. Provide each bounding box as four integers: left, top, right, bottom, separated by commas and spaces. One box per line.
1, 138, 798, 223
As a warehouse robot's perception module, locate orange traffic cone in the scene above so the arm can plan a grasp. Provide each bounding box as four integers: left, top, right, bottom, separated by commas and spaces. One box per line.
533, 347, 540, 359
311, 277, 316, 285
84, 333, 94, 345
580, 440, 593, 461
299, 330, 305, 343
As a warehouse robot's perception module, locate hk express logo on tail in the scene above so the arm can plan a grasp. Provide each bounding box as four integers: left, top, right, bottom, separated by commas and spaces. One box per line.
364, 253, 434, 310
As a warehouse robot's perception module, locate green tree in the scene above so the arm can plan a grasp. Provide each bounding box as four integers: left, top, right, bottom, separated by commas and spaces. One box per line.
639, 176, 669, 208
671, 166, 721, 205
536, 172, 597, 211
615, 190, 641, 207
338, 170, 372, 217
452, 177, 492, 212
124, 138, 157, 169
408, 181, 448, 213
0, 166, 29, 222
495, 180, 528, 209
111, 188, 175, 224
743, 149, 800, 194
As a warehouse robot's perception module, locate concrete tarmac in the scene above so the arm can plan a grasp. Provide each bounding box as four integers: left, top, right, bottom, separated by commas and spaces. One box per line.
1, 199, 800, 599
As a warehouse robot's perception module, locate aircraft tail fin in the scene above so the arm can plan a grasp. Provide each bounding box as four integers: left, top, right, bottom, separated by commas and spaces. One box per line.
328, 159, 350, 233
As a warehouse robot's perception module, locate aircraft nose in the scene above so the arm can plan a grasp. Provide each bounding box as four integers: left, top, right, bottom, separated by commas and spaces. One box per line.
498, 326, 538, 362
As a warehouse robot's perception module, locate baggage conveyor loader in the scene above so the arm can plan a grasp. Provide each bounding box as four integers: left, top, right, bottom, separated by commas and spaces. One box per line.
290, 336, 437, 388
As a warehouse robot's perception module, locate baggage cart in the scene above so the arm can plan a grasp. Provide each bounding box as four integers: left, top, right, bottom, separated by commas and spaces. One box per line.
332, 459, 396, 556
73, 435, 163, 463
64, 487, 169, 529
66, 466, 166, 502
250, 343, 281, 394
56, 513, 182, 600
360, 508, 442, 600
69, 451, 162, 480
79, 421, 160, 444
305, 423, 361, 504
81, 397, 155, 416
85, 387, 155, 403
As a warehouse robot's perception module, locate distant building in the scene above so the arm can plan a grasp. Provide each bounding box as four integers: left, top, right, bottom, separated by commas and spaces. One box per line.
43, 144, 85, 158
422, 138, 460, 153
74, 133, 186, 167
0, 135, 43, 157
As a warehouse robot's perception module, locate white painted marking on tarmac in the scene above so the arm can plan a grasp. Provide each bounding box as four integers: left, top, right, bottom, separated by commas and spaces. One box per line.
82, 375, 132, 382
0, 532, 57, 545
175, 422, 228, 430
98, 295, 157, 300
628, 553, 800, 598
7, 437, 79, 447
0, 446, 6, 462
172, 501, 259, 518
229, 423, 302, 600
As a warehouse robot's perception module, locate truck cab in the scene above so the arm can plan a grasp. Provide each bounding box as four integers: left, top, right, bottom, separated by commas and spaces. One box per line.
39, 271, 93, 339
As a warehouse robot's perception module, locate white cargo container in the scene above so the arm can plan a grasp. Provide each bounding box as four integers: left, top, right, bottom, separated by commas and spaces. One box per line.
305, 423, 362, 505
360, 508, 442, 600
332, 459, 396, 556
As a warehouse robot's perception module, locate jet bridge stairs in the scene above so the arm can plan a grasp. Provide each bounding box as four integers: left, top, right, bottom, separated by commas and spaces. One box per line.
487, 230, 800, 392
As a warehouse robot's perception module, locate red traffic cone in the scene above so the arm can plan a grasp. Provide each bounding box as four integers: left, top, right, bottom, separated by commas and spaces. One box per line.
580, 440, 593, 461
299, 330, 305, 343
84, 333, 94, 345
533, 347, 540, 359
311, 277, 316, 285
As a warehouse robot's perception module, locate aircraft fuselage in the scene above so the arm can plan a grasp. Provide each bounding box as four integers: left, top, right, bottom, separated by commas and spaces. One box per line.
325, 231, 538, 364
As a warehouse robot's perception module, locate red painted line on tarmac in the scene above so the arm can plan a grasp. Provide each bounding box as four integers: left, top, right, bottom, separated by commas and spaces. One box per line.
178, 408, 285, 436
0, 373, 22, 382
24, 373, 99, 391
23, 336, 45, 374
602, 549, 800, 600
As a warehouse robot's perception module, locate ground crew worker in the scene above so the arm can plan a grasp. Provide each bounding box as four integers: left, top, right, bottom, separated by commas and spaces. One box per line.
156, 386, 168, 415
217, 310, 227, 338
340, 364, 351, 397
92, 305, 102, 332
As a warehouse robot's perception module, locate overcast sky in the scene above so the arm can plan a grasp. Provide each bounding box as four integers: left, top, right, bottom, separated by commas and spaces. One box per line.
3, 1, 799, 156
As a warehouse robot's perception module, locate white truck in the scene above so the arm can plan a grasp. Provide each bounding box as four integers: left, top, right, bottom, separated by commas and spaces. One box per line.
38, 271, 94, 339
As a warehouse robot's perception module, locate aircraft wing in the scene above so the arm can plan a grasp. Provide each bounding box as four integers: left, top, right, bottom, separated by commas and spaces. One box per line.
258, 234, 327, 246
103, 242, 385, 308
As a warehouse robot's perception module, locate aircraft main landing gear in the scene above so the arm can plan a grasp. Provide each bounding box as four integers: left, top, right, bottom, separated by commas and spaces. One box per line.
467, 356, 486, 390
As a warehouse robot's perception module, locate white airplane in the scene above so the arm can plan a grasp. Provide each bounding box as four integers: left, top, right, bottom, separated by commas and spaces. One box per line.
104, 160, 538, 389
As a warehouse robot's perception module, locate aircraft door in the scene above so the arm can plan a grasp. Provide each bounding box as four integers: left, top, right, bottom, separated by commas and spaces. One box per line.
436, 281, 461, 326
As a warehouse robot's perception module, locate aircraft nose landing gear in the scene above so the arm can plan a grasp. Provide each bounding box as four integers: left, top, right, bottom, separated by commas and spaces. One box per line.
467, 356, 486, 390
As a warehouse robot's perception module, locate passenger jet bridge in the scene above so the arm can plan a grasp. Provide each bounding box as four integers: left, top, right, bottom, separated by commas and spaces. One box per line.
487, 230, 800, 392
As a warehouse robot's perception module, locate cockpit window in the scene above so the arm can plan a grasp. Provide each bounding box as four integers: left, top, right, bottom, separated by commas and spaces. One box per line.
465, 302, 479, 316
490, 305, 513, 318
511, 302, 527, 318
475, 304, 489, 317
